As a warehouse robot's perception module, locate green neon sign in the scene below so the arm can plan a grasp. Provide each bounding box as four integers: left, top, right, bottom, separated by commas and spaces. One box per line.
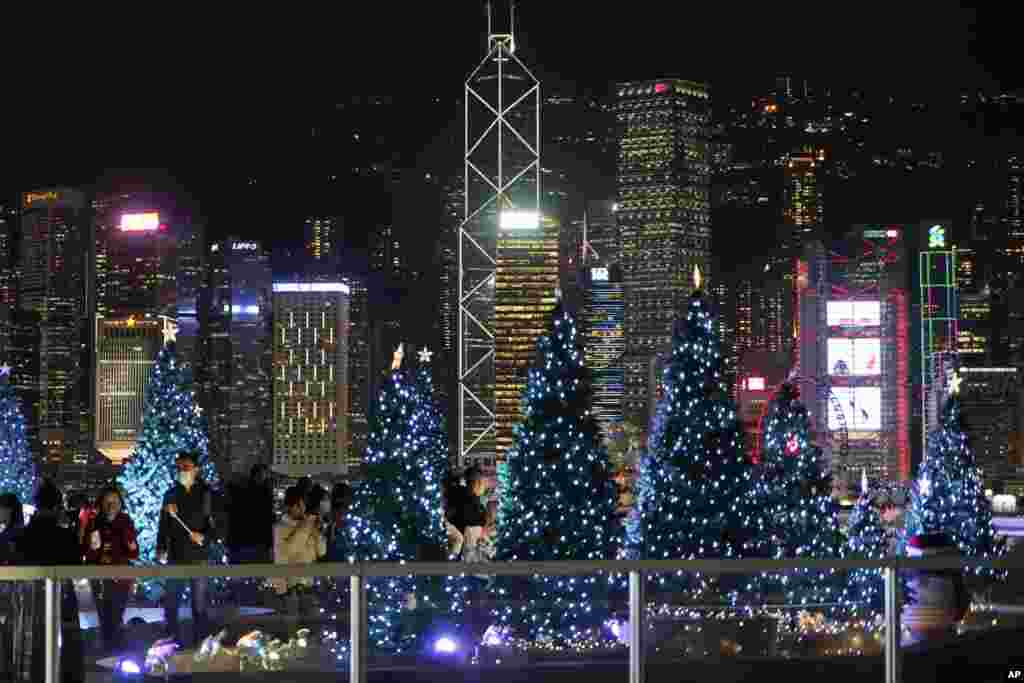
928, 225, 945, 248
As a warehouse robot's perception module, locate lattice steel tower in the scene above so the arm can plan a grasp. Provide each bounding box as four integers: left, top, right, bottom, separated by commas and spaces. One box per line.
458, 1, 541, 466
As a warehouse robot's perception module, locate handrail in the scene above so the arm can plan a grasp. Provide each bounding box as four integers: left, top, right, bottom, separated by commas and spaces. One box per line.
1, 555, 1021, 581
9, 555, 1016, 683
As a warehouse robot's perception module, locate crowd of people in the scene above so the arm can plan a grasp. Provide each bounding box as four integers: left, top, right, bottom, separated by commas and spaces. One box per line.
0, 450, 496, 680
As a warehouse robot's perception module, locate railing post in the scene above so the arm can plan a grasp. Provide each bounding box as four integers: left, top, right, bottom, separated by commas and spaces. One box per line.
44, 577, 61, 683
350, 573, 368, 683
629, 570, 645, 683
884, 565, 901, 683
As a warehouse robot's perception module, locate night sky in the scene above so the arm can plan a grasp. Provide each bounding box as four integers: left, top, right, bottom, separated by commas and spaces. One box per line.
1, 3, 1016, 248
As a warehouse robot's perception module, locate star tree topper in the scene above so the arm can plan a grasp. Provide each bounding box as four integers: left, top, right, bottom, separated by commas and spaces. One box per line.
417, 347, 433, 364
948, 371, 962, 396
391, 343, 404, 370
160, 316, 178, 345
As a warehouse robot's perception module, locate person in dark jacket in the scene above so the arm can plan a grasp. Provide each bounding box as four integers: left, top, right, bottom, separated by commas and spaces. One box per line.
228, 464, 274, 564
15, 479, 83, 683
0, 492, 24, 565
83, 485, 139, 651
460, 467, 489, 533
156, 451, 217, 646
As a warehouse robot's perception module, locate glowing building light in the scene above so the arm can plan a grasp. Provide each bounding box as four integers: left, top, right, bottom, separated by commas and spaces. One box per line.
928, 225, 946, 248
746, 377, 766, 391
119, 213, 160, 232
499, 210, 539, 230
272, 282, 351, 294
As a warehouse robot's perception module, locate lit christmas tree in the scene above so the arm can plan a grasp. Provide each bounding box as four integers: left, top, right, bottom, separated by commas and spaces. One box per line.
118, 321, 220, 569
628, 272, 762, 596
494, 305, 620, 642
345, 345, 453, 652
0, 362, 37, 505
903, 377, 1004, 573
840, 486, 889, 614
754, 382, 843, 604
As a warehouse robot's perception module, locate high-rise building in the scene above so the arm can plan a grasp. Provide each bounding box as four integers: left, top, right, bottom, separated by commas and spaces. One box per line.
92, 192, 179, 464
711, 277, 737, 390
494, 213, 559, 459
176, 223, 206, 374
1005, 153, 1023, 274
957, 366, 1022, 492
19, 189, 90, 468
305, 216, 341, 264
370, 225, 403, 279
582, 264, 624, 442
205, 238, 273, 476
272, 281, 349, 477
582, 200, 619, 268
799, 227, 911, 484
615, 79, 711, 425
783, 147, 826, 248
343, 275, 369, 469
0, 202, 16, 307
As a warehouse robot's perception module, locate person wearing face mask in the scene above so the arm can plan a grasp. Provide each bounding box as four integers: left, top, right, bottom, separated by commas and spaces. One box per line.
82, 485, 138, 652
272, 486, 326, 636
156, 451, 217, 647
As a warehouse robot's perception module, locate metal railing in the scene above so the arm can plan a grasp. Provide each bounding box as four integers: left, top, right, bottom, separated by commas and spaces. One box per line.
3, 556, 1021, 683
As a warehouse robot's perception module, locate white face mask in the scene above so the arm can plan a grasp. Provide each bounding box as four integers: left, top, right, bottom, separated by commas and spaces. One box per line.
178, 471, 196, 487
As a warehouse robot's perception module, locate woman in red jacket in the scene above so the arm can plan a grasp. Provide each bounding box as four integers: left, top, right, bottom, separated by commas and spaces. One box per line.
83, 485, 139, 652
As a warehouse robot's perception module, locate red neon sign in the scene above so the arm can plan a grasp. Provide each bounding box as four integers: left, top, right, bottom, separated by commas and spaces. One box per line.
655, 83, 669, 94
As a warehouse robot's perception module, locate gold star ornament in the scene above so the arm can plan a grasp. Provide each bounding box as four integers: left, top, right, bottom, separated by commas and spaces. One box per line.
949, 371, 962, 396
161, 316, 178, 345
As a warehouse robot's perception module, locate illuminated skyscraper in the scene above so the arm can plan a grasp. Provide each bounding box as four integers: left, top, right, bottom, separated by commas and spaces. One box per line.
92, 192, 179, 463
305, 216, 341, 264
1000, 153, 1024, 283
615, 79, 711, 425
370, 225, 403, 279
494, 213, 559, 459
582, 264, 624, 441
205, 238, 273, 475
272, 281, 349, 476
783, 147, 826, 249
19, 189, 89, 467
343, 275, 369, 468
0, 203, 15, 307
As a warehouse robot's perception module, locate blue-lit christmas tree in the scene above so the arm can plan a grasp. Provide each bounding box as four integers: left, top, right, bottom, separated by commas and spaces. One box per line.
345, 345, 453, 652
903, 381, 1004, 574
118, 324, 220, 573
754, 382, 843, 604
0, 362, 37, 505
840, 485, 890, 614
628, 275, 762, 597
494, 305, 620, 642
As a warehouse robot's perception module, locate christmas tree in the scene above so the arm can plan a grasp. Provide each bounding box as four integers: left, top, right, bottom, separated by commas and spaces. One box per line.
0, 363, 37, 505
628, 281, 762, 596
118, 330, 220, 568
494, 305, 620, 642
754, 383, 843, 604
840, 487, 889, 614
904, 383, 1004, 573
345, 345, 452, 652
